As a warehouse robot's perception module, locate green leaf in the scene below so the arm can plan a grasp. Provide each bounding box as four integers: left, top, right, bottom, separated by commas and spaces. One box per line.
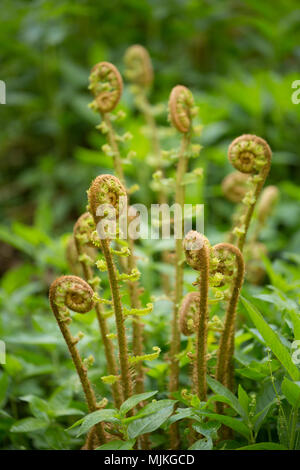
238, 384, 250, 414
281, 378, 300, 408
21, 395, 50, 420
119, 391, 158, 416
192, 420, 220, 439
49, 386, 72, 410
188, 437, 213, 450
96, 439, 135, 450
53, 408, 85, 418
198, 412, 250, 439
206, 376, 247, 420
253, 399, 277, 434
127, 400, 175, 439
168, 407, 195, 424
11, 417, 49, 433
237, 443, 288, 450
75, 409, 118, 436
241, 297, 300, 381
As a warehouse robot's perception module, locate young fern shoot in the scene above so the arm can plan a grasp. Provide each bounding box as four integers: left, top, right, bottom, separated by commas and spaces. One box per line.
213, 243, 245, 399
179, 292, 199, 338
89, 61, 125, 182
168, 85, 198, 448
89, 63, 146, 397
183, 231, 210, 401
168, 86, 197, 393
73, 212, 123, 408
88, 174, 133, 402
49, 275, 106, 444
228, 134, 272, 251
124, 45, 171, 295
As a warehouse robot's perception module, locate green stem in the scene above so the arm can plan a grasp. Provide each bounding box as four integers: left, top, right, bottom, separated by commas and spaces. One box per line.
193, 245, 209, 401
215, 244, 244, 410
102, 112, 125, 184
169, 132, 190, 449
74, 239, 123, 409
137, 91, 171, 295
101, 110, 145, 410
237, 168, 270, 252
100, 239, 133, 402
51, 304, 106, 444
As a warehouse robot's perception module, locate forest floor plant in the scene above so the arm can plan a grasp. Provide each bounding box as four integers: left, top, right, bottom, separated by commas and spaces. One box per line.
44, 47, 287, 451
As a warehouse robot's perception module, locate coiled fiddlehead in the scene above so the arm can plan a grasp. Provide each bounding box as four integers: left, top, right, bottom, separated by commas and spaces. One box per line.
89, 62, 125, 182
89, 62, 123, 113
74, 212, 123, 408
168, 86, 197, 449
88, 175, 133, 403
49, 275, 106, 444
222, 171, 249, 204
88, 174, 127, 227
179, 292, 200, 337
168, 85, 195, 133
124, 44, 153, 88
183, 231, 210, 401
124, 45, 170, 296
228, 134, 272, 251
213, 244, 245, 399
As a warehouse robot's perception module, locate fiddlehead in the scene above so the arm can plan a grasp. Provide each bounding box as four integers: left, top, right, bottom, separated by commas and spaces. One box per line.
168, 85, 196, 133
73, 212, 123, 408
179, 292, 200, 337
88, 174, 127, 229
168, 85, 198, 449
222, 171, 249, 203
89, 62, 123, 113
89, 63, 146, 400
89, 62, 125, 182
88, 175, 133, 402
228, 134, 272, 251
213, 243, 245, 398
124, 45, 170, 296
124, 44, 153, 88
49, 275, 106, 444
50, 275, 95, 314
183, 231, 210, 401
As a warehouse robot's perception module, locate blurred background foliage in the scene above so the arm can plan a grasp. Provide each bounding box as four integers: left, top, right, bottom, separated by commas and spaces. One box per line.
0, 0, 300, 449
1, 0, 300, 251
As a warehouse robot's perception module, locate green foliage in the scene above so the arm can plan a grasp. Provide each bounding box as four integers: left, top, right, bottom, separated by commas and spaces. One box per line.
1, 0, 300, 451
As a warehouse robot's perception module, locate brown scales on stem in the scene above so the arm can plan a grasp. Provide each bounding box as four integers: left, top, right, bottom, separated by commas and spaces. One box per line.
73, 212, 123, 408
214, 243, 245, 404
168, 85, 196, 449
89, 63, 145, 402
227, 134, 272, 252
183, 231, 210, 402
49, 275, 107, 444
88, 175, 133, 403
